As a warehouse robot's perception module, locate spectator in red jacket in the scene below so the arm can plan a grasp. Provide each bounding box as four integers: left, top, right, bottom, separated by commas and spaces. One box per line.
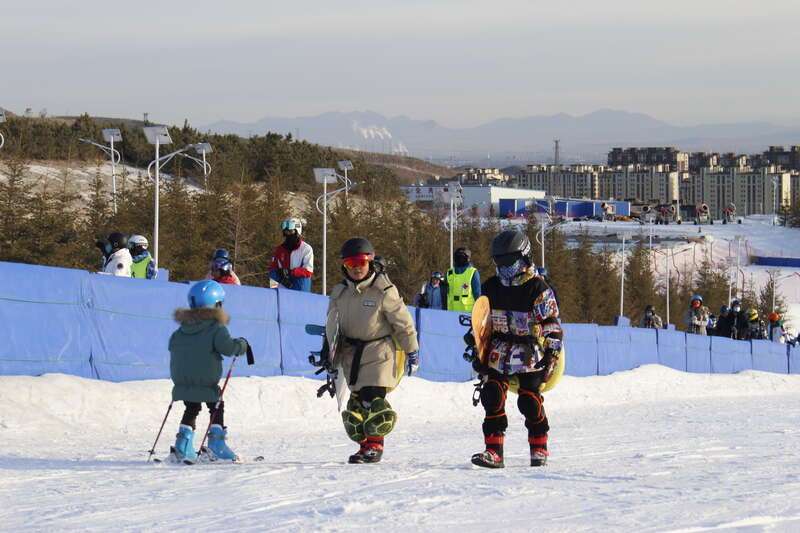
269, 218, 314, 292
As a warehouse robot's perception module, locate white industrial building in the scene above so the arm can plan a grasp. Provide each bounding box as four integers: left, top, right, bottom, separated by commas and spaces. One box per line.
460, 185, 545, 216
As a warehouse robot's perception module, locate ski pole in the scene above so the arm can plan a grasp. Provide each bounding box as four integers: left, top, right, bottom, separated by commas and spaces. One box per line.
147, 401, 174, 463
197, 354, 239, 456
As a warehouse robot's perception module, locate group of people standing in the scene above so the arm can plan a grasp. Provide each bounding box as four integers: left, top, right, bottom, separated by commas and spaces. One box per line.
639, 295, 786, 342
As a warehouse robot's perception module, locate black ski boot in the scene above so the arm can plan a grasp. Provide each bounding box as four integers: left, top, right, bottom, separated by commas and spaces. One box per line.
348, 436, 383, 464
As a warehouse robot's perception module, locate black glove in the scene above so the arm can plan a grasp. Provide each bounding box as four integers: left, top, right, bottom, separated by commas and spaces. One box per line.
279, 268, 292, 288
463, 330, 476, 348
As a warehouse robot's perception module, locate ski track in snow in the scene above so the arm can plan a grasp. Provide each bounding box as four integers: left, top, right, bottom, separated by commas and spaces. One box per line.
1, 367, 799, 532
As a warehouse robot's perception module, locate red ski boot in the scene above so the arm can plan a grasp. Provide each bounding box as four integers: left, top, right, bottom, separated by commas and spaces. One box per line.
471, 434, 505, 468
529, 434, 549, 467
348, 436, 384, 464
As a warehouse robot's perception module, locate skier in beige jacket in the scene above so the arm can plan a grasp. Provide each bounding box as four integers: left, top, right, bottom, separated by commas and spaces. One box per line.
326, 237, 419, 464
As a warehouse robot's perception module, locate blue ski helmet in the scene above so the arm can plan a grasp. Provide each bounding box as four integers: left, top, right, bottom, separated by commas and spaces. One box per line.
537, 267, 549, 278
188, 280, 225, 309
213, 248, 230, 261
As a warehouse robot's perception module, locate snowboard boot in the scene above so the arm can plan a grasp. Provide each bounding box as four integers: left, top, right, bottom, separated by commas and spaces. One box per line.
207, 424, 238, 461
348, 436, 384, 464
529, 434, 548, 467
363, 398, 397, 437
173, 424, 198, 464
471, 433, 504, 469
342, 396, 368, 443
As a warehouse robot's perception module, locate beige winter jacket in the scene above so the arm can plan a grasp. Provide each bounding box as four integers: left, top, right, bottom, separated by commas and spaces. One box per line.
326, 272, 419, 391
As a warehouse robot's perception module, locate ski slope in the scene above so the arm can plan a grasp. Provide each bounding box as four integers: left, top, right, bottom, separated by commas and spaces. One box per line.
1, 367, 799, 531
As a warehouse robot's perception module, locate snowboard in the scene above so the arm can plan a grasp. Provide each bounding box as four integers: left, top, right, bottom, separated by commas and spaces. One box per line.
469, 295, 566, 393
306, 320, 347, 411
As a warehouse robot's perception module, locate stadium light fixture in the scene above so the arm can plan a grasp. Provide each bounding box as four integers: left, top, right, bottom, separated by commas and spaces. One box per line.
79, 128, 123, 214
143, 126, 173, 273
177, 142, 213, 188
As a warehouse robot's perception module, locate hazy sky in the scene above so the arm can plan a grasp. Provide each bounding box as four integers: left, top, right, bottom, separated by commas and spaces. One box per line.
2, 0, 799, 128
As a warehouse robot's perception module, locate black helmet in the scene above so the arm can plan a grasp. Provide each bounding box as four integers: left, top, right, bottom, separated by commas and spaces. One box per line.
108, 232, 128, 251
491, 230, 532, 267
213, 248, 230, 261
453, 247, 471, 267
340, 237, 375, 259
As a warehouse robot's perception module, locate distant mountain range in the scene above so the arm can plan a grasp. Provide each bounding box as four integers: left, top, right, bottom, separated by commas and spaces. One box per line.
204, 110, 800, 166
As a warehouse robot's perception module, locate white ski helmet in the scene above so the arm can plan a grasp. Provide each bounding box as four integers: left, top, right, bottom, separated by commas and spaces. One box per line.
129, 235, 149, 249
281, 218, 303, 235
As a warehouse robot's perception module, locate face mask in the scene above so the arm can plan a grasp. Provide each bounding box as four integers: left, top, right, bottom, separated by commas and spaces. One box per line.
497, 258, 526, 285
733, 306, 741, 313
646, 311, 653, 317
284, 233, 300, 248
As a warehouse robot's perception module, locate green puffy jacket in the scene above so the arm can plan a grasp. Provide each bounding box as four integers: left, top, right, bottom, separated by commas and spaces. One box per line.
168, 307, 248, 402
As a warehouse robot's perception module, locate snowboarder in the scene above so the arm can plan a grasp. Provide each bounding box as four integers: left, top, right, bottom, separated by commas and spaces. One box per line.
128, 235, 156, 279
639, 304, 663, 329
446, 247, 481, 312
96, 232, 132, 277
168, 280, 249, 463
414, 271, 447, 310
684, 294, 709, 335
206, 249, 241, 285
470, 230, 563, 468
269, 218, 314, 292
715, 305, 735, 338
326, 237, 419, 464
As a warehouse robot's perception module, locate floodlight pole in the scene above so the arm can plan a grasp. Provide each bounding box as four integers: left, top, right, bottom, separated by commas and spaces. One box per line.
449, 196, 455, 272
540, 212, 546, 269
665, 250, 670, 327
620, 234, 626, 317
344, 167, 348, 198
110, 136, 118, 214
153, 137, 160, 270
323, 176, 328, 295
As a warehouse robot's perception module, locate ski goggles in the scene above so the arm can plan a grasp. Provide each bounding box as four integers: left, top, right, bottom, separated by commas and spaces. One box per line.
281, 219, 301, 233
342, 254, 372, 269
493, 252, 522, 267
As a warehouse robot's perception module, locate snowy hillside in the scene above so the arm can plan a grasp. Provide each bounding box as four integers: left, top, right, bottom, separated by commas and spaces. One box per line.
1, 367, 799, 531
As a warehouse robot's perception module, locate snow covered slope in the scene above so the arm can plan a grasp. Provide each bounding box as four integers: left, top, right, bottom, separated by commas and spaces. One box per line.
1, 367, 800, 531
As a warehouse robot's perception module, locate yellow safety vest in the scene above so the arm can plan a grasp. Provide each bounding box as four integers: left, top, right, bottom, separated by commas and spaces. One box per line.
131, 255, 153, 279
446, 266, 477, 312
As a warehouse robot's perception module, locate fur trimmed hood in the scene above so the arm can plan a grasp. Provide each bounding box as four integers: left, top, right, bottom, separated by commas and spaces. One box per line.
174, 307, 230, 325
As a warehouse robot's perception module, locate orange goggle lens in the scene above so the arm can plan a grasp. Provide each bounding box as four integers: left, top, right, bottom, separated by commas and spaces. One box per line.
343, 254, 371, 269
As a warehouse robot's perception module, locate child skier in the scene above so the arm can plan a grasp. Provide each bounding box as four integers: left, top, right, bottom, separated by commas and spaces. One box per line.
327, 237, 419, 464
168, 280, 249, 463
470, 230, 563, 468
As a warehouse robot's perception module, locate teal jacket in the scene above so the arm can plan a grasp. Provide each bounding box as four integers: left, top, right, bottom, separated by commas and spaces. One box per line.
168, 307, 248, 403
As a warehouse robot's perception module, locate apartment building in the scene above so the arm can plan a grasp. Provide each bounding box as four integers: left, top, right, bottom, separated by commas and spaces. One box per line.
608, 147, 689, 172
517, 165, 599, 199
680, 167, 791, 217
457, 167, 510, 186
762, 146, 800, 171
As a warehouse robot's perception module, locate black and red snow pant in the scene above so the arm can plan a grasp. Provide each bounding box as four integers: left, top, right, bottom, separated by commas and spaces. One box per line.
480, 371, 549, 457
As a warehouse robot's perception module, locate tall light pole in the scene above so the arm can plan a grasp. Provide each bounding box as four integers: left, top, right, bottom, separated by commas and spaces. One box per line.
618, 233, 631, 317
179, 142, 213, 188
79, 128, 123, 214
143, 126, 173, 272
314, 168, 351, 295
772, 176, 779, 226
656, 246, 692, 328
0, 109, 6, 150
338, 160, 353, 197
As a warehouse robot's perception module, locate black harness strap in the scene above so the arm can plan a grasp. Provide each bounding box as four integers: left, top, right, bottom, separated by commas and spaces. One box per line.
344, 335, 392, 386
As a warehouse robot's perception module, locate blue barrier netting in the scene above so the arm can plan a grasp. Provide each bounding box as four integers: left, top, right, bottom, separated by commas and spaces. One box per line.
0, 261, 794, 381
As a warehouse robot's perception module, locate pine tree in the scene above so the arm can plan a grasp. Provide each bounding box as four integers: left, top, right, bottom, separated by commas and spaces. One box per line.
624, 240, 659, 326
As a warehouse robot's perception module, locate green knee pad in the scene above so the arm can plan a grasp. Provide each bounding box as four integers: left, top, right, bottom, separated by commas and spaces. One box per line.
363, 398, 398, 437
342, 396, 367, 442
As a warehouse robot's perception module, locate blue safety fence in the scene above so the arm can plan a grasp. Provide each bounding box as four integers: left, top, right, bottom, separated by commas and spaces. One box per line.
0, 261, 796, 381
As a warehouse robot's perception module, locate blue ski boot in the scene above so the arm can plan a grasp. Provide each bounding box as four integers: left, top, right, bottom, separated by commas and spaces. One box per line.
173, 424, 198, 464
207, 425, 238, 461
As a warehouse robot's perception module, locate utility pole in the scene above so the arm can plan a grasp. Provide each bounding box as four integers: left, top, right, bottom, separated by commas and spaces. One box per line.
553, 139, 560, 166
